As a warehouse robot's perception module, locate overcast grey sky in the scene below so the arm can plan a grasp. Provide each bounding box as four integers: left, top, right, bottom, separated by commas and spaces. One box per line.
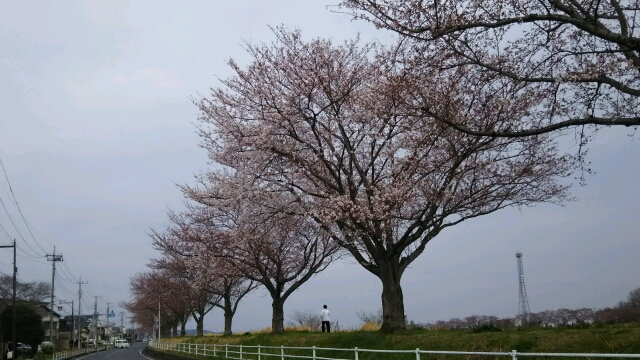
1, 0, 638, 333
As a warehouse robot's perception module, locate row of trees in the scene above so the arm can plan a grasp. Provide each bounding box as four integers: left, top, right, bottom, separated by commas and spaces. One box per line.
0, 274, 51, 303
406, 287, 640, 329
130, 0, 639, 333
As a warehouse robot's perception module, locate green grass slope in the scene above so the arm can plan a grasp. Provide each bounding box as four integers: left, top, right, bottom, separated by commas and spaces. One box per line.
158, 323, 640, 360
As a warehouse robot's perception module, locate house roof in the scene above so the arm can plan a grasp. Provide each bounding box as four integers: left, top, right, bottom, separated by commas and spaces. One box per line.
62, 315, 102, 328
35, 304, 63, 319
0, 299, 63, 319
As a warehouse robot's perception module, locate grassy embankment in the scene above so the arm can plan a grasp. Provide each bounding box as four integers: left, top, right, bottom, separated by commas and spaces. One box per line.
156, 323, 640, 360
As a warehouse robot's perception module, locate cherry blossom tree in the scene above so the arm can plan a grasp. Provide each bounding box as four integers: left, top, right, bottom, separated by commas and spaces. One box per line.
181, 175, 341, 334
146, 245, 220, 337
127, 270, 191, 337
151, 212, 257, 336
194, 29, 573, 332
341, 0, 640, 142
121, 298, 156, 334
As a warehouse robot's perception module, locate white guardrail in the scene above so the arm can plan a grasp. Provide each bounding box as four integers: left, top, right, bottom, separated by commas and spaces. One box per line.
51, 345, 111, 360
148, 341, 640, 360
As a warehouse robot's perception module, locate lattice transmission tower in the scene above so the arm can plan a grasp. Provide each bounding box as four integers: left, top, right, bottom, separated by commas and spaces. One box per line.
516, 252, 530, 321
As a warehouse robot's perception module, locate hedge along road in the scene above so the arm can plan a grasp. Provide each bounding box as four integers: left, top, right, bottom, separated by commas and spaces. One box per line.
76, 342, 155, 360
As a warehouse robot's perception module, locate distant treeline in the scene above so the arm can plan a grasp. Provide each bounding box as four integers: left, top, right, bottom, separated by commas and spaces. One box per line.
413, 287, 640, 330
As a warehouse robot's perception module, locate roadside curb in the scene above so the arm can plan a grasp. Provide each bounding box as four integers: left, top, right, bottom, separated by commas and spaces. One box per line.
144, 346, 200, 360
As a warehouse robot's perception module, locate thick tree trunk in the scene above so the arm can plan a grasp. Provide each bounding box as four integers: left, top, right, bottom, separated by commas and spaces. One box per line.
379, 262, 406, 332
161, 325, 171, 338
196, 317, 204, 336
181, 319, 187, 336
271, 297, 285, 333
224, 295, 233, 336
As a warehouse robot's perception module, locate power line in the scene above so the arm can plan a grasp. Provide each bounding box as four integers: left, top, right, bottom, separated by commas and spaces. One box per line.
0, 196, 43, 257
16, 253, 48, 267
0, 178, 12, 204
58, 282, 76, 299
0, 157, 51, 252
17, 243, 47, 260
61, 262, 77, 283
0, 221, 11, 239
58, 272, 75, 285
58, 269, 76, 285
60, 262, 76, 284
85, 284, 97, 299
87, 283, 128, 291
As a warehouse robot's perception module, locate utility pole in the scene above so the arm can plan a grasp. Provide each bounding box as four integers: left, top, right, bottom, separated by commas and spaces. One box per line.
105, 302, 111, 342
158, 301, 161, 341
130, 318, 136, 342
0, 240, 16, 357
76, 278, 87, 349
59, 300, 74, 348
93, 296, 101, 351
46, 246, 63, 343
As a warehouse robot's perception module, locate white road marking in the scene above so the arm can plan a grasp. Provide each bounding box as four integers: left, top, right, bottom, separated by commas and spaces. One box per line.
138, 349, 155, 359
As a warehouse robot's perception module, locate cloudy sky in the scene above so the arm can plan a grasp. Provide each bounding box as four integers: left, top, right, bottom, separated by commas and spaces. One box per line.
1, 0, 638, 333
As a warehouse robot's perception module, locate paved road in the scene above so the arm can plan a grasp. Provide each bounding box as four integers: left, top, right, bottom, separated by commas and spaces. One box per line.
77, 342, 155, 360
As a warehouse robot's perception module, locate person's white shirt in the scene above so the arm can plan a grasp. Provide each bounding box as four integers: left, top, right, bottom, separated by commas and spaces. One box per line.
321, 308, 330, 321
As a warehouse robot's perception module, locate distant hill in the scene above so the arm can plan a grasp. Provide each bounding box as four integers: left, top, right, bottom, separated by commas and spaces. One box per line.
184, 329, 217, 335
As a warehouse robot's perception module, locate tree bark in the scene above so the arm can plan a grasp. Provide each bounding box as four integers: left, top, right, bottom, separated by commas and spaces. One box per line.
161, 324, 171, 338
196, 317, 204, 336
223, 294, 233, 336
379, 261, 406, 332
181, 319, 187, 336
172, 325, 178, 337
271, 297, 285, 333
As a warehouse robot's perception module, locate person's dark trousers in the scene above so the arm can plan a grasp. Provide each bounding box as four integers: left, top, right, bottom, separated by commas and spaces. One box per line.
322, 321, 331, 333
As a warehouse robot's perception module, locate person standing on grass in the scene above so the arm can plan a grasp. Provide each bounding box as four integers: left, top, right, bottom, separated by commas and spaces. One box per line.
321, 305, 330, 333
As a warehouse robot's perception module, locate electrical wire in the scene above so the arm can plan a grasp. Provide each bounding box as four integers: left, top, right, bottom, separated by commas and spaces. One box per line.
0, 195, 43, 257
85, 284, 97, 299
57, 266, 76, 285
88, 283, 129, 291
57, 281, 76, 300
17, 243, 47, 260
16, 247, 47, 266
0, 220, 13, 241
61, 262, 75, 278
60, 262, 77, 283
0, 157, 51, 252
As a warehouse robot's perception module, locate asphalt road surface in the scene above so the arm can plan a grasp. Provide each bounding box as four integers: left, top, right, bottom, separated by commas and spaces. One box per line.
76, 342, 155, 360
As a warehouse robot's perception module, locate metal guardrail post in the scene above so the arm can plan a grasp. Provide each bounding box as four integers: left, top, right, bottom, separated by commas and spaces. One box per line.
259, 345, 262, 360
281, 345, 284, 360
214, 343, 217, 357
313, 346, 316, 360
355, 347, 359, 360
240, 344, 243, 360
416, 348, 421, 360
511, 350, 517, 360
226, 344, 228, 358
